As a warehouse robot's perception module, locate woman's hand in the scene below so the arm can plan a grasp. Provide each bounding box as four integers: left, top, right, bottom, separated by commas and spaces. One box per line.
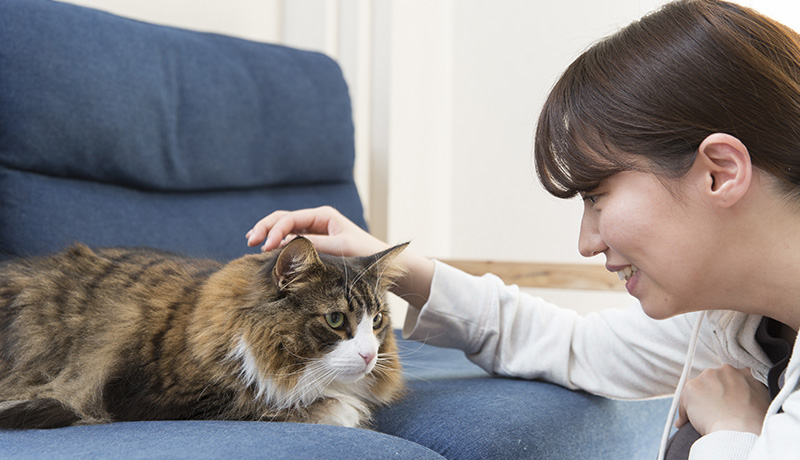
246, 206, 388, 257
676, 365, 770, 436
246, 206, 435, 308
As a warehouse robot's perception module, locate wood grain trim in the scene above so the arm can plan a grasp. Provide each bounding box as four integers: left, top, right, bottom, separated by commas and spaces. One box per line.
440, 260, 625, 292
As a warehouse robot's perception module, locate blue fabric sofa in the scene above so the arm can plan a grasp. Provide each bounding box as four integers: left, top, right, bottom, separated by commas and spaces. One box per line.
0, 0, 669, 458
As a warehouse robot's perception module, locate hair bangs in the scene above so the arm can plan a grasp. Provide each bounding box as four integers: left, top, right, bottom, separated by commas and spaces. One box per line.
534, 61, 633, 199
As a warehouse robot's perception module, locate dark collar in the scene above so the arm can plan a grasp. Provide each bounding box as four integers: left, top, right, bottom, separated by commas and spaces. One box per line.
756, 316, 794, 399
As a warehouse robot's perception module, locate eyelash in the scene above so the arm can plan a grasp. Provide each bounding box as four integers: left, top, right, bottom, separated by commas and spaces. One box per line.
583, 195, 598, 205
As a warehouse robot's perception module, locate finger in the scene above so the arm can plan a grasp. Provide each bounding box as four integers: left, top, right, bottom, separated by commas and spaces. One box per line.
246, 211, 289, 247
246, 207, 333, 249
272, 234, 349, 258
261, 208, 341, 251
675, 403, 688, 428
288, 234, 334, 253
736, 367, 756, 381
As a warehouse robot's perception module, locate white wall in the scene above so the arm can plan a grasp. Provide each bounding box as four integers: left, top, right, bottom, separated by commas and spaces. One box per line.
56, 0, 657, 263
59, 0, 283, 42
57, 0, 799, 315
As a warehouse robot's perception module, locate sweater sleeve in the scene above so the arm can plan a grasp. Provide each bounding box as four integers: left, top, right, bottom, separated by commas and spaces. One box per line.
732, 373, 800, 459
688, 339, 800, 459
403, 260, 722, 399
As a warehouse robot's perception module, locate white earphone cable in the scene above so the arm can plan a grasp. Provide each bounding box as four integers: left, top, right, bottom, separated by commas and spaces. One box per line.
656, 310, 706, 460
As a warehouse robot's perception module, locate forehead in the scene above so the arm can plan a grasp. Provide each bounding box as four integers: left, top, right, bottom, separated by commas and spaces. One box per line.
310, 256, 382, 306
319, 253, 380, 284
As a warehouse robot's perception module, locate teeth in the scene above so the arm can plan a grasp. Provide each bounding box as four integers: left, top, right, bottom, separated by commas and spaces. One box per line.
617, 265, 639, 281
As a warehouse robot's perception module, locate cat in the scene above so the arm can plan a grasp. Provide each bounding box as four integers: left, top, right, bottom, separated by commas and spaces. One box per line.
0, 236, 407, 429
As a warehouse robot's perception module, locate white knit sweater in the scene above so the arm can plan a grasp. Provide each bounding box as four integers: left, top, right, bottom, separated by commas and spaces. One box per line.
403, 261, 800, 459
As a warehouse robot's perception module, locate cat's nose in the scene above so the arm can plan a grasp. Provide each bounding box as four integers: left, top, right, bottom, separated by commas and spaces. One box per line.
359, 352, 375, 365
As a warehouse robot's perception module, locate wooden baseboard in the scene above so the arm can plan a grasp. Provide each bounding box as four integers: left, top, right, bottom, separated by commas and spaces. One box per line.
440, 260, 624, 292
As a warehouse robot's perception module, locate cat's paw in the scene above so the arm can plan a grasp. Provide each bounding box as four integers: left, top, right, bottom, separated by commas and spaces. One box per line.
309, 395, 369, 428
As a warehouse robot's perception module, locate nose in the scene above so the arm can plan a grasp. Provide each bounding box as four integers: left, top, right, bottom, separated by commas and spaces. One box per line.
359, 352, 376, 365
578, 207, 607, 258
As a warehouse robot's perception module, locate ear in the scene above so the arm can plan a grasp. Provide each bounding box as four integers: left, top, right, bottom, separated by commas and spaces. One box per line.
365, 242, 409, 289
273, 236, 324, 291
694, 133, 752, 208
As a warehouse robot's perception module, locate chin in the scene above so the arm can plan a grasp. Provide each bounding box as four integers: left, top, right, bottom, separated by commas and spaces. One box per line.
335, 373, 367, 384
638, 299, 680, 321
333, 366, 373, 384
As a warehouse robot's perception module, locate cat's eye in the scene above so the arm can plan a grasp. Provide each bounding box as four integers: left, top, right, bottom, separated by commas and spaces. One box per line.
324, 312, 345, 329
372, 312, 383, 329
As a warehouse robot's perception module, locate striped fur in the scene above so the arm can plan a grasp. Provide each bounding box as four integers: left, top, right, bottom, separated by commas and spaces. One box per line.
0, 238, 406, 429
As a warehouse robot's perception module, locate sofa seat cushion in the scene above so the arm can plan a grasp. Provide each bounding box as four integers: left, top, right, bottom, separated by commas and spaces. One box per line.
372, 333, 672, 460
0, 420, 445, 460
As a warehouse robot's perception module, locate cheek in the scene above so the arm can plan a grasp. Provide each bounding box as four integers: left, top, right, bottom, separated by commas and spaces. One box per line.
322, 316, 380, 374
598, 197, 669, 256
296, 320, 343, 357
346, 315, 380, 356
596, 209, 636, 253
331, 334, 379, 362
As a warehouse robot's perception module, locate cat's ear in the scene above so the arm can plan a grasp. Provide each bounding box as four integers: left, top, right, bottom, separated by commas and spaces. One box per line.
367, 242, 409, 289
273, 236, 324, 291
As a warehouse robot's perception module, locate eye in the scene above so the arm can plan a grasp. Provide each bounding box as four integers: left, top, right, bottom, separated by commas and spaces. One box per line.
372, 312, 384, 330
324, 312, 345, 330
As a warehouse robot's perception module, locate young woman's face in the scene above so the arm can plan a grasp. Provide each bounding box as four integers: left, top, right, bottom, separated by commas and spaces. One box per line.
578, 170, 716, 319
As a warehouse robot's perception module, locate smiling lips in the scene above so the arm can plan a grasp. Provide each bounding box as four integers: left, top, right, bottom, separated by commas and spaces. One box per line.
616, 265, 639, 282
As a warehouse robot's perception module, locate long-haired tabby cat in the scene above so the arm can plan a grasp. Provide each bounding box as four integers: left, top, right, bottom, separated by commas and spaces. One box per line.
0, 237, 406, 429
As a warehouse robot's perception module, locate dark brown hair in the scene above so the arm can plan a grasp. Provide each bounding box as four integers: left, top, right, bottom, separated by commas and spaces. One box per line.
535, 0, 800, 199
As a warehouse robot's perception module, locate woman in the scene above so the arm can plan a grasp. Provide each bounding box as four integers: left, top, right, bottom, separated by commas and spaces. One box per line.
246, 1, 800, 458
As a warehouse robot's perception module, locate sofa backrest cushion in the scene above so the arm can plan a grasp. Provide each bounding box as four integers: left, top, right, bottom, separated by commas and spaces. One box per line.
0, 0, 365, 261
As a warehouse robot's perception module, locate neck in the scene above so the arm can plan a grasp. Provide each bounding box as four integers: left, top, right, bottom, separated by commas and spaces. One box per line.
716, 184, 800, 331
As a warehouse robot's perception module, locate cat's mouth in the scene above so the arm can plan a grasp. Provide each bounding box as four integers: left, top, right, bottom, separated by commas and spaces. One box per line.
616, 265, 639, 282
330, 357, 378, 384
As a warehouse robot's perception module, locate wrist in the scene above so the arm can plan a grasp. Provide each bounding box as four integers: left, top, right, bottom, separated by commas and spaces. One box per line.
391, 252, 435, 309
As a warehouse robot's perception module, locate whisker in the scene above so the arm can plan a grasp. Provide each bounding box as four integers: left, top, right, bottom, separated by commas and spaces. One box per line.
286, 366, 337, 406
341, 251, 350, 300
350, 265, 371, 293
